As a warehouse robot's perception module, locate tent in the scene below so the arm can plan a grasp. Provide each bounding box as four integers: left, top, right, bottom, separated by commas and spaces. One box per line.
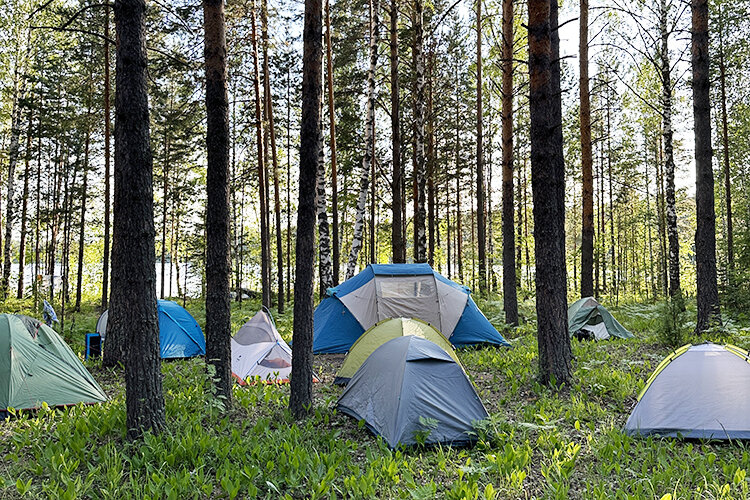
335, 317, 462, 385
624, 343, 750, 439
313, 263, 509, 353
232, 309, 306, 384
1, 314, 107, 416
568, 297, 633, 340
337, 336, 488, 448
97, 300, 206, 359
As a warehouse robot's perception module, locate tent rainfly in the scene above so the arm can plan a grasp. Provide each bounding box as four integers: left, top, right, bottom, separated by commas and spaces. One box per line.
232, 309, 316, 384
313, 263, 510, 353
1, 314, 107, 417
335, 317, 462, 385
624, 343, 750, 439
568, 297, 633, 340
97, 300, 206, 359
337, 335, 488, 448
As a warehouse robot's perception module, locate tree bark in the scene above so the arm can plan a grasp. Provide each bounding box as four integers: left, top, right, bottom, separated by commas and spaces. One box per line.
317, 100, 333, 296
204, 0, 233, 408
579, 0, 594, 298
75, 107, 91, 312
290, 0, 322, 420
718, 8, 733, 278
501, 0, 518, 325
160, 116, 169, 299
413, 0, 426, 263
251, 0, 271, 308
102, 4, 112, 311
345, 0, 380, 278
692, 0, 719, 332
476, 0, 486, 292
325, 0, 340, 283
112, 0, 165, 439
17, 110, 32, 299
529, 0, 571, 386
390, 0, 405, 264
659, 0, 680, 298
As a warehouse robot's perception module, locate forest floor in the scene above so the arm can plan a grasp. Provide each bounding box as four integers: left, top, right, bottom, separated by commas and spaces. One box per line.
2, 295, 750, 499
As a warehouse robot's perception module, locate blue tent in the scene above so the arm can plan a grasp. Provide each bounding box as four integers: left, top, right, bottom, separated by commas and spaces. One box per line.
96, 300, 206, 359
313, 263, 509, 353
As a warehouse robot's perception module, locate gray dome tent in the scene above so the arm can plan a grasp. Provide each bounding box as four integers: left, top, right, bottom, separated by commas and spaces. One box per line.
568, 297, 633, 340
336, 336, 488, 448
624, 343, 750, 439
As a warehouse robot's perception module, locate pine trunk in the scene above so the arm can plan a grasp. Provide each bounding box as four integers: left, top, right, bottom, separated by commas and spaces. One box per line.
102, 5, 112, 311
345, 0, 380, 279
413, 0, 426, 263
529, 0, 572, 386
501, 0, 518, 325
692, 0, 719, 332
476, 0, 486, 292
718, 12, 733, 277
75, 111, 91, 311
290, 0, 323, 420
579, 0, 594, 298
112, 0, 166, 439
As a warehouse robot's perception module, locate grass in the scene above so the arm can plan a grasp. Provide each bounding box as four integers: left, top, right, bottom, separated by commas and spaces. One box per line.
2, 295, 750, 499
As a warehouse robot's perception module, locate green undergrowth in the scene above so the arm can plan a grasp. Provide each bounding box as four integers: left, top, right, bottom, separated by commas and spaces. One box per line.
2, 296, 750, 498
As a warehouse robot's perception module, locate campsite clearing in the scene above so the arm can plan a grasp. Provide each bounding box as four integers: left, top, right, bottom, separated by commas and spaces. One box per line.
1, 297, 750, 498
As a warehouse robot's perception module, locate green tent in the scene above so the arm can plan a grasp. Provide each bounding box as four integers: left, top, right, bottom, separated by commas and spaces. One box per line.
335, 317, 462, 385
1, 314, 107, 416
568, 297, 633, 340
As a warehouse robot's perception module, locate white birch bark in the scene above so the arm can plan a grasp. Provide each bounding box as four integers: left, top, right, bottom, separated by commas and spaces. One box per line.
345, 0, 381, 279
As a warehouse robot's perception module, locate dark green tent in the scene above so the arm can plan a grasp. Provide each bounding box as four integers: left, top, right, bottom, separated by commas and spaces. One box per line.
568, 297, 633, 340
1, 314, 107, 416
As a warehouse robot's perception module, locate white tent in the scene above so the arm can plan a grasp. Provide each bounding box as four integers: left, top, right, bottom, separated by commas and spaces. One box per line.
232, 310, 294, 384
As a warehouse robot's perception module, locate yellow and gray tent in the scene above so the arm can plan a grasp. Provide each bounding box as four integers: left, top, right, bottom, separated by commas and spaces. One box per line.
624, 343, 750, 439
1, 314, 107, 417
334, 317, 462, 385
568, 297, 633, 340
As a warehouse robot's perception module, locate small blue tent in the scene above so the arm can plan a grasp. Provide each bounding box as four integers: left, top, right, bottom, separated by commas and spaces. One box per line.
313, 263, 509, 353
96, 300, 206, 359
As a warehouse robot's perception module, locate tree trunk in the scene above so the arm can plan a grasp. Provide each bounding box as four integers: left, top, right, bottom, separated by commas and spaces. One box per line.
75, 109, 91, 312
579, 0, 594, 298
529, 0, 571, 386
390, 0, 405, 264
660, 0, 680, 298
317, 101, 333, 296
112, 0, 165, 439
502, 0, 518, 325
345, 0, 380, 279
102, 5, 112, 311
17, 111, 32, 299
204, 0, 233, 408
413, 0, 426, 263
475, 0, 486, 292
692, 0, 719, 332
252, 0, 271, 308
290, 0, 322, 420
325, 0, 340, 284
160, 118, 169, 299
718, 9, 733, 279
427, 48, 436, 267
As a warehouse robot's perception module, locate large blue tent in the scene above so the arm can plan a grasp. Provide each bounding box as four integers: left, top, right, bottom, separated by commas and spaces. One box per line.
97, 300, 206, 359
313, 263, 509, 353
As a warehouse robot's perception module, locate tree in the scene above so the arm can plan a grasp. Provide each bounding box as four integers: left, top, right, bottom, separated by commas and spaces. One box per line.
102, 3, 112, 312
529, 0, 571, 386
501, 0, 518, 325
111, 0, 165, 439
204, 0, 233, 408
325, 0, 340, 283
413, 0, 426, 263
476, 0, 486, 292
692, 0, 719, 332
290, 0, 322, 419
345, 0, 380, 279
579, 0, 594, 298
390, 0, 405, 263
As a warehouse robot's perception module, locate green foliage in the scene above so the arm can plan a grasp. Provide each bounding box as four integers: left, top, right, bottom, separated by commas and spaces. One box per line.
3, 298, 750, 498
658, 291, 689, 347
